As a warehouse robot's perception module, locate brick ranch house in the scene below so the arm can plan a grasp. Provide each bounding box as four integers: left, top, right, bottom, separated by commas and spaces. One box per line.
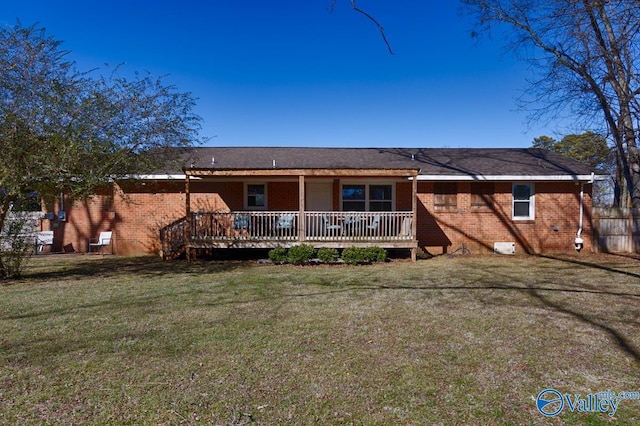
42, 147, 599, 259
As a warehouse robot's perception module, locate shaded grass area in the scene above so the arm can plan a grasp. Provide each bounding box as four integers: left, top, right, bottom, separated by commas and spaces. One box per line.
1, 254, 639, 424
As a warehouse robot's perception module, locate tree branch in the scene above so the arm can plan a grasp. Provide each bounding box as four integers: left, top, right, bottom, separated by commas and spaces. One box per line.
329, 0, 393, 54
350, 0, 394, 54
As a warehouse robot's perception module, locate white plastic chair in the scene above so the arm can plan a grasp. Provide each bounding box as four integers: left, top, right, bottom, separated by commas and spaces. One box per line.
35, 231, 54, 253
276, 215, 296, 237
366, 215, 381, 231
322, 215, 341, 235
88, 231, 113, 254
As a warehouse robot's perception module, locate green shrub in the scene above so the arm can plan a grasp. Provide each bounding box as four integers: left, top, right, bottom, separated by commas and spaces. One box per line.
341, 246, 365, 264
342, 246, 387, 264
365, 246, 387, 263
317, 247, 339, 263
268, 246, 288, 264
0, 215, 35, 279
287, 244, 316, 264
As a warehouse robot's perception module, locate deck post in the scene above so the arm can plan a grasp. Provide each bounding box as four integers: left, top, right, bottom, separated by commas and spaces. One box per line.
299, 175, 306, 242
185, 172, 192, 262
411, 171, 418, 261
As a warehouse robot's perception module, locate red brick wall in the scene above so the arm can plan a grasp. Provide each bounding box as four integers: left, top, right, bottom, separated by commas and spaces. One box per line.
269, 182, 299, 210
40, 187, 117, 254
45, 182, 186, 255
54, 180, 303, 255
54, 178, 593, 256
112, 181, 246, 255
396, 182, 413, 211
416, 181, 593, 255
190, 181, 242, 211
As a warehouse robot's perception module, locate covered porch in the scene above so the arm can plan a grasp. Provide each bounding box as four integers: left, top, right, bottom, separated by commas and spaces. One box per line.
160, 167, 419, 260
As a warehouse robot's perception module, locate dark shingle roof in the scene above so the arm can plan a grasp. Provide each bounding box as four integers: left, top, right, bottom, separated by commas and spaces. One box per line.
175, 147, 596, 178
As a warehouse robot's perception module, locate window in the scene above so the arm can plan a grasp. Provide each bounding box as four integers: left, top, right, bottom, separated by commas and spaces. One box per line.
342, 184, 366, 211
341, 183, 393, 211
471, 182, 494, 210
369, 185, 393, 211
513, 183, 534, 220
434, 182, 457, 211
246, 184, 266, 209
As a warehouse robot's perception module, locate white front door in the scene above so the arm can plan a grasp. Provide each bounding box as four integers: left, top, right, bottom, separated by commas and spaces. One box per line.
306, 182, 333, 211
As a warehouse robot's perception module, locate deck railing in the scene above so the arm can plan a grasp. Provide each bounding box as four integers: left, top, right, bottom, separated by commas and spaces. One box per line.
159, 216, 188, 259
304, 211, 413, 241
190, 211, 298, 242
189, 211, 413, 242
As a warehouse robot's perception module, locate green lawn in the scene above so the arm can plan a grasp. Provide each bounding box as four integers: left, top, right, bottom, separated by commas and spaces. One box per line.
1, 253, 639, 425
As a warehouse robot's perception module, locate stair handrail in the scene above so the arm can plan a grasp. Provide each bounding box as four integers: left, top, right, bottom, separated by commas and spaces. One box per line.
159, 216, 188, 259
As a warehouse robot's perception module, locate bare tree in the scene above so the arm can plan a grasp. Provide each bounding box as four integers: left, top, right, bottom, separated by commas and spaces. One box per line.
462, 0, 640, 208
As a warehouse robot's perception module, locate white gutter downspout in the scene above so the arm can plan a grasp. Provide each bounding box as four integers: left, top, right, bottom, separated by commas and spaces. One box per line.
574, 183, 584, 251
574, 172, 593, 251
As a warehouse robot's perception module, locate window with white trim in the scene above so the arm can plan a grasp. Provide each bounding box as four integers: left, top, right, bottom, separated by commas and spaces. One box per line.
342, 183, 393, 211
246, 183, 266, 209
512, 183, 534, 220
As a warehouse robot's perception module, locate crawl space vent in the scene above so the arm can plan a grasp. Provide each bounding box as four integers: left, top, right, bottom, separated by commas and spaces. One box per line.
494, 242, 516, 255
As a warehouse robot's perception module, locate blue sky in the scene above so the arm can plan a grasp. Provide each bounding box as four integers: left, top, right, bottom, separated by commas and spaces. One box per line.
3, 1, 570, 148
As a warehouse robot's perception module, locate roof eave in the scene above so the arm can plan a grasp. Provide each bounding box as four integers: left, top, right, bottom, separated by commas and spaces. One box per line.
416, 174, 599, 182
125, 172, 602, 183
123, 174, 187, 180
184, 167, 420, 177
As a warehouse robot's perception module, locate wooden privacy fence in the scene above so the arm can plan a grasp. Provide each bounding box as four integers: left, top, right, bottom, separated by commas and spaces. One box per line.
593, 208, 640, 253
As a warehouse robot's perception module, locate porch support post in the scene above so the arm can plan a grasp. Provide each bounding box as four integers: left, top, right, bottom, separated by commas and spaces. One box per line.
411, 172, 418, 262
185, 172, 192, 262
299, 175, 306, 242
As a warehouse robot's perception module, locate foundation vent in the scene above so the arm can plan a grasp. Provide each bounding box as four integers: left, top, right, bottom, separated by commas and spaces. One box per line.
494, 242, 516, 255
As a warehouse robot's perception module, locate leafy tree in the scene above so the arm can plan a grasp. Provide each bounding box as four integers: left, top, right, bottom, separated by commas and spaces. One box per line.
533, 132, 616, 205
462, 0, 640, 208
0, 22, 201, 277
533, 132, 611, 170
556, 133, 611, 171
531, 136, 557, 152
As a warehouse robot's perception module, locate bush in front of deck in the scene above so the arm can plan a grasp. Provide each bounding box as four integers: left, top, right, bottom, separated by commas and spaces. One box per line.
317, 247, 340, 263
287, 244, 316, 264
268, 247, 288, 264
342, 246, 387, 264
365, 246, 387, 263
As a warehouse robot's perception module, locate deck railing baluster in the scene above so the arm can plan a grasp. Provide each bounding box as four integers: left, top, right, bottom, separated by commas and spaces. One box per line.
185, 210, 413, 245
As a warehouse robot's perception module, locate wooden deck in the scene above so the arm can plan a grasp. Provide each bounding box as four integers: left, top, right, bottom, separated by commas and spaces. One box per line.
160, 211, 416, 259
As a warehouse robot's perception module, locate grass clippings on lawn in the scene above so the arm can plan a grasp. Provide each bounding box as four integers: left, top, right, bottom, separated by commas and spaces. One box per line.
1, 253, 639, 425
